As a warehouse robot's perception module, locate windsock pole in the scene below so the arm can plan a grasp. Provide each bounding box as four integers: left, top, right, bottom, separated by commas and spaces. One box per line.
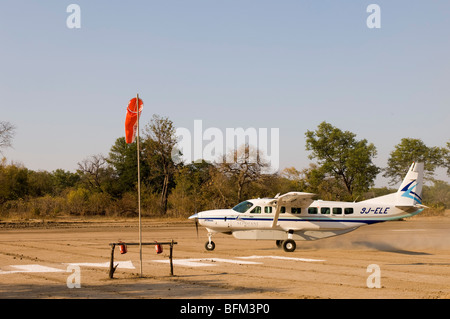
136, 93, 143, 277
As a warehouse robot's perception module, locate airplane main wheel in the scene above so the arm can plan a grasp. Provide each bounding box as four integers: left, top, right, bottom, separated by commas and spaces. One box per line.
276, 240, 283, 248
205, 241, 215, 251
283, 239, 296, 252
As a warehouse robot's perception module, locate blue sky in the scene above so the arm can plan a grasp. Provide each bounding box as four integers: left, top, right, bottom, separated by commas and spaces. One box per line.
1, 1, 449, 186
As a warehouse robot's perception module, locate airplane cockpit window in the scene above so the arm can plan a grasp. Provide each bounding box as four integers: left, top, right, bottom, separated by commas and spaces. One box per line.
232, 201, 254, 213
250, 206, 261, 214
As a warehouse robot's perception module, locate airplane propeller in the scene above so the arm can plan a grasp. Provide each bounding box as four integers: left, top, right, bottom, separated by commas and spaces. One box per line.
195, 216, 199, 238
189, 212, 199, 238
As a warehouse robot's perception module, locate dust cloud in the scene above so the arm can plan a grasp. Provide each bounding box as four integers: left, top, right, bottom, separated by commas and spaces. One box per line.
303, 218, 450, 252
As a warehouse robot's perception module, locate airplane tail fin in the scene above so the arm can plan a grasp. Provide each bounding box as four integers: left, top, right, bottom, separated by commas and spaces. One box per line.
361, 162, 425, 207
395, 162, 424, 206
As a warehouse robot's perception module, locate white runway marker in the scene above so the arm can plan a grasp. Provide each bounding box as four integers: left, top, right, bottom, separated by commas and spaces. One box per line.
65, 261, 135, 269
0, 261, 136, 275
151, 258, 262, 268
152, 259, 215, 267
0, 264, 66, 275
150, 256, 323, 268
200, 258, 262, 265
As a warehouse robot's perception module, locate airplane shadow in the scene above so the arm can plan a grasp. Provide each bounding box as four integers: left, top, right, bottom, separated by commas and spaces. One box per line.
171, 272, 230, 278
387, 262, 450, 266
353, 241, 432, 256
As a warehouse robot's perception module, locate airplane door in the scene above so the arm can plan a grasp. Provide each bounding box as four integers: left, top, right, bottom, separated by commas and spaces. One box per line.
224, 216, 231, 228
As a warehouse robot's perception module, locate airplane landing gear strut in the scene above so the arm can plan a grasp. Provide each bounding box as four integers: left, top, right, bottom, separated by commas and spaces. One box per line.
205, 233, 215, 251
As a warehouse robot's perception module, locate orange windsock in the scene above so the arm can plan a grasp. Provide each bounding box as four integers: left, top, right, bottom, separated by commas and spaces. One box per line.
125, 97, 143, 144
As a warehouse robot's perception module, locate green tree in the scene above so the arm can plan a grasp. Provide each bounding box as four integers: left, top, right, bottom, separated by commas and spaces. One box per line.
383, 138, 447, 184
305, 122, 380, 200
422, 179, 450, 210
203, 164, 236, 209
169, 160, 213, 215
107, 137, 148, 196
27, 170, 54, 197
0, 161, 28, 203
77, 154, 115, 194
52, 169, 80, 195
66, 188, 90, 215
218, 144, 269, 203
292, 163, 350, 201
280, 167, 304, 192
142, 115, 178, 215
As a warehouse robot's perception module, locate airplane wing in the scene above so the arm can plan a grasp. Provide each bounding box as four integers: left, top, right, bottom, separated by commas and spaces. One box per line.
269, 192, 316, 228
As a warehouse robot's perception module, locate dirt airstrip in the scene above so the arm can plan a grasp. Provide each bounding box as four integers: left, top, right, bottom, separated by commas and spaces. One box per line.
0, 216, 449, 299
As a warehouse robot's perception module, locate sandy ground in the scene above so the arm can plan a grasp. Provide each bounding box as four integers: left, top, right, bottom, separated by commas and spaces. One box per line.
0, 216, 449, 299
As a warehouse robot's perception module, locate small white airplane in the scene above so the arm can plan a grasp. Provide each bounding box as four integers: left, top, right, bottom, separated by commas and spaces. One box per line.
189, 162, 426, 252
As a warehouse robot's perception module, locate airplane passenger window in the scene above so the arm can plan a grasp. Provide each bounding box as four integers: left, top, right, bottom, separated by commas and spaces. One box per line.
280, 206, 286, 214
344, 208, 354, 215
250, 206, 261, 214
308, 207, 318, 214
232, 201, 254, 213
333, 208, 342, 215
321, 207, 330, 214
291, 207, 301, 214
264, 207, 272, 213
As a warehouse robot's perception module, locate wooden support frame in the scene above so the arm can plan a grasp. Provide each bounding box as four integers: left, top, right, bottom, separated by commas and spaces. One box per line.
109, 240, 177, 279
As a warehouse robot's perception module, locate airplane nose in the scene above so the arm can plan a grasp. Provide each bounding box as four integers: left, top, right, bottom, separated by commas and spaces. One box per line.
188, 213, 198, 220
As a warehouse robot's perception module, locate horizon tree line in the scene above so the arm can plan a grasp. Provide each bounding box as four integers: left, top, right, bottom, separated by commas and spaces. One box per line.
0, 118, 449, 217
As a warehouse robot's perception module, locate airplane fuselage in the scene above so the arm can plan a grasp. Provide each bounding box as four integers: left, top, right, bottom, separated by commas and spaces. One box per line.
195, 199, 422, 242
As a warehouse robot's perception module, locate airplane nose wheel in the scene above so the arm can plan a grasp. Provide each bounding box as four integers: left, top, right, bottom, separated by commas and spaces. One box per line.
205, 241, 215, 251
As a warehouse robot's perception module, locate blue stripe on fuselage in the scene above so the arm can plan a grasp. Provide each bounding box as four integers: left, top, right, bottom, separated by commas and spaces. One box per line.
198, 216, 382, 225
